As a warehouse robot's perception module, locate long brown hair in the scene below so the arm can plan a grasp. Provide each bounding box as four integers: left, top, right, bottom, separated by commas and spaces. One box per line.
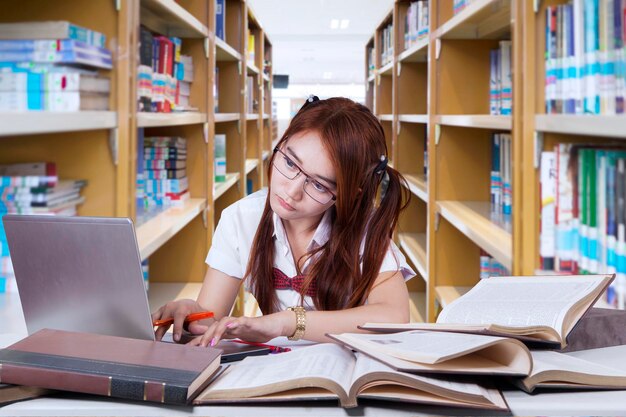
244, 97, 410, 314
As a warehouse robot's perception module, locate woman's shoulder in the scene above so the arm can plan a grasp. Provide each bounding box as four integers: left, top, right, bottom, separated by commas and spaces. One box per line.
221, 189, 268, 219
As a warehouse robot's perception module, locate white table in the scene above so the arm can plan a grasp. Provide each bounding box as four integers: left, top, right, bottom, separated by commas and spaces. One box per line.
2, 290, 626, 416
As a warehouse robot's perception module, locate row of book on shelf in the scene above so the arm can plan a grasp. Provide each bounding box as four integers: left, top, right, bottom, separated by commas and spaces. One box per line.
545, 0, 626, 115
453, 0, 475, 15
540, 144, 626, 309
480, 249, 510, 278
403, 1, 429, 51
491, 133, 512, 221
0, 21, 111, 111
3, 274, 625, 411
0, 162, 86, 293
380, 21, 394, 67
137, 26, 195, 113
490, 41, 512, 116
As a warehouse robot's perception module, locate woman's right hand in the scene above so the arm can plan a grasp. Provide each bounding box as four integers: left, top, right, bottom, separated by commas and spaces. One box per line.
151, 299, 213, 342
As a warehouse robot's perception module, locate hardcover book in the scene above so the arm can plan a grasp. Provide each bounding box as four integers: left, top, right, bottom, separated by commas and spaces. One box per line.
0, 329, 221, 405
361, 274, 614, 349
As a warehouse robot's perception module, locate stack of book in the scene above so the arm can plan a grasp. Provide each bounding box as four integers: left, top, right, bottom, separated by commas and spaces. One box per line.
140, 136, 189, 208
247, 30, 255, 64
489, 41, 512, 116
0, 21, 112, 111
246, 76, 255, 113
453, 0, 474, 15
540, 144, 626, 308
544, 1, 626, 115
491, 133, 512, 222
404, 1, 429, 50
366, 46, 375, 79
216, 0, 225, 42
137, 26, 194, 113
479, 249, 509, 279
0, 162, 86, 293
380, 22, 394, 67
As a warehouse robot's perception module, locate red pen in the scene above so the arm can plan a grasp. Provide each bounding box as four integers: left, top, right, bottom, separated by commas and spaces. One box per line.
153, 311, 214, 327
232, 339, 291, 353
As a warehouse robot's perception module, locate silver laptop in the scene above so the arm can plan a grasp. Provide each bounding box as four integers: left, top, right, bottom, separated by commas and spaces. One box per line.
3, 215, 156, 341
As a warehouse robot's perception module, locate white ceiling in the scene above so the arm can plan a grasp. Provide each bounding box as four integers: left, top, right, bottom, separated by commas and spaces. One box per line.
246, 0, 394, 85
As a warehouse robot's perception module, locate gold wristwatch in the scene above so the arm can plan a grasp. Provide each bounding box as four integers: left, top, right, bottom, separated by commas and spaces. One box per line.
287, 306, 306, 341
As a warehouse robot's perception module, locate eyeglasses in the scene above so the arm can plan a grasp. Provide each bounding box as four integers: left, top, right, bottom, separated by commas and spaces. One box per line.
272, 147, 337, 205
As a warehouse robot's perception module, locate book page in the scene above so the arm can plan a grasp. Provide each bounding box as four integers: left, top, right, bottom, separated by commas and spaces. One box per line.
351, 353, 487, 398
336, 331, 506, 364
205, 343, 355, 394
437, 276, 607, 335
530, 351, 626, 378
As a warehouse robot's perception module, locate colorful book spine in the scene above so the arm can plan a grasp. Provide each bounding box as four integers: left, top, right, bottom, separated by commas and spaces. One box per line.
540, 151, 557, 271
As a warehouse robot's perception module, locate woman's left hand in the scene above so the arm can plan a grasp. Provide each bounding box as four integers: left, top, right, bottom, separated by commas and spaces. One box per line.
187, 311, 292, 347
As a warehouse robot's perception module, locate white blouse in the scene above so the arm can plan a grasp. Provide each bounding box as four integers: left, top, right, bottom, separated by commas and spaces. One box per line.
206, 189, 415, 311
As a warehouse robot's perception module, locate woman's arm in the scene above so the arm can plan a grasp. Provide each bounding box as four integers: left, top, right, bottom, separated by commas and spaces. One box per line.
188, 270, 409, 346
152, 267, 241, 342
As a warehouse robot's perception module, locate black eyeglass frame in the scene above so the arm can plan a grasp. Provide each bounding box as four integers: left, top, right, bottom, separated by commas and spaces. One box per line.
272, 146, 337, 205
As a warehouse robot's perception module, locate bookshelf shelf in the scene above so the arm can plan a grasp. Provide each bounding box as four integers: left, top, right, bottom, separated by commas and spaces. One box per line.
535, 115, 626, 139
140, 0, 209, 38
436, 0, 511, 40
214, 113, 240, 123
0, 112, 117, 137
367, 73, 376, 83
263, 113, 270, 120
409, 291, 427, 323
148, 282, 203, 312
245, 158, 259, 175
435, 115, 512, 130
435, 286, 472, 309
246, 114, 259, 121
216, 37, 242, 62
398, 233, 427, 281
136, 198, 207, 261
137, 112, 207, 128
378, 114, 394, 122
213, 173, 240, 201
437, 201, 512, 271
404, 174, 428, 202
262, 73, 270, 83
379, 61, 394, 76
246, 62, 260, 75
398, 38, 429, 62
262, 150, 270, 161
398, 114, 428, 124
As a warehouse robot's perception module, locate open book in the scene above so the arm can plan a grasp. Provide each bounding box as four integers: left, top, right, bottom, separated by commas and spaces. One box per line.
361, 274, 614, 348
196, 343, 508, 410
516, 350, 626, 393
328, 330, 531, 376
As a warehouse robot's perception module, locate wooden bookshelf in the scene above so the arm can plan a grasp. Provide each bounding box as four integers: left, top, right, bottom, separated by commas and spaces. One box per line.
435, 115, 512, 130
437, 201, 512, 271
0, 0, 271, 311
434, 286, 471, 309
214, 173, 240, 200
137, 112, 207, 128
148, 282, 203, 312
398, 233, 427, 281
0, 112, 117, 137
534, 115, 626, 138
136, 198, 207, 260
366, 0, 517, 321
409, 291, 427, 323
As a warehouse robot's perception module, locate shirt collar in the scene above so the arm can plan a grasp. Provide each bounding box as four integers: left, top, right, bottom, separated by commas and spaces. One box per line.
272, 208, 333, 255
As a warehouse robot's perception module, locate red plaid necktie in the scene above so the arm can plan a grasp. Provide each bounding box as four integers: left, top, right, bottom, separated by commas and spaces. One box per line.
273, 268, 317, 297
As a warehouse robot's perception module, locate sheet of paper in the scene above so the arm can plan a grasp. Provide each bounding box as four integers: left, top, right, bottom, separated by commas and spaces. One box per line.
340, 331, 505, 364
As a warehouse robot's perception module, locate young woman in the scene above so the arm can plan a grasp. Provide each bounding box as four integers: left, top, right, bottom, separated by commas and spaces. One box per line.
152, 96, 415, 346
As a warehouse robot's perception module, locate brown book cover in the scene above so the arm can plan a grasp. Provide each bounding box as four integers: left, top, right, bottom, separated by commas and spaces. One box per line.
0, 384, 52, 406
562, 308, 626, 352
0, 329, 221, 405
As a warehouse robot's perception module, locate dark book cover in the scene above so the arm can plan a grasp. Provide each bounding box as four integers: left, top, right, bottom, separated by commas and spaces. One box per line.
0, 329, 221, 405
